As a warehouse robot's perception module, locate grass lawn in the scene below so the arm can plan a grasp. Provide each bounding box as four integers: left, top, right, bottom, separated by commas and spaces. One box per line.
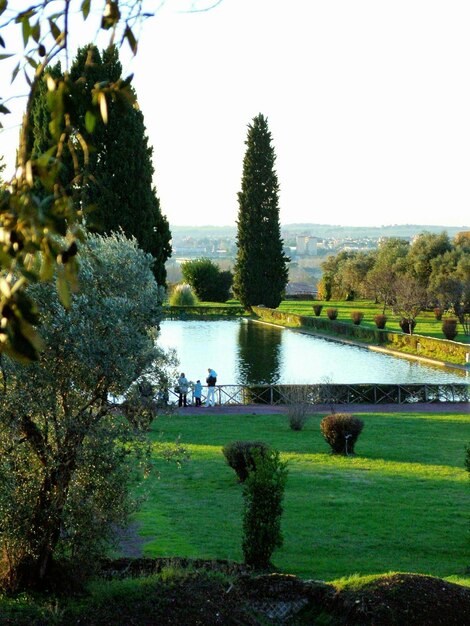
278, 299, 470, 344
134, 410, 470, 580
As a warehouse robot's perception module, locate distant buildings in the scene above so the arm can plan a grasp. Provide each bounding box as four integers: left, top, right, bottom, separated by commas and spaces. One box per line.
296, 235, 318, 256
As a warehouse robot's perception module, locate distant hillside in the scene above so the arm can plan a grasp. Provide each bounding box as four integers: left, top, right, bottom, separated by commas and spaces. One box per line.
170, 223, 469, 239
281, 223, 469, 238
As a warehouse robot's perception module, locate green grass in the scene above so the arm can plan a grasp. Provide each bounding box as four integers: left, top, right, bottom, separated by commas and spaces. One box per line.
134, 410, 470, 580
278, 299, 470, 344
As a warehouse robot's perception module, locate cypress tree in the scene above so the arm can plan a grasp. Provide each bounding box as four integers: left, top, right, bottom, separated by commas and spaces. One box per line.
29, 45, 171, 285
233, 114, 288, 309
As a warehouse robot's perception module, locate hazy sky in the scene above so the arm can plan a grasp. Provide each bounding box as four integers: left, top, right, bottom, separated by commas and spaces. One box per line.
2, 0, 470, 227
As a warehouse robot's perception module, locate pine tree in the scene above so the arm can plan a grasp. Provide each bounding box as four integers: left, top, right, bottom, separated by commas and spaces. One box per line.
29, 45, 171, 285
233, 114, 288, 309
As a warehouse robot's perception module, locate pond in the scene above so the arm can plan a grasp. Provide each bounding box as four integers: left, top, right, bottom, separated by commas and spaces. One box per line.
158, 319, 467, 386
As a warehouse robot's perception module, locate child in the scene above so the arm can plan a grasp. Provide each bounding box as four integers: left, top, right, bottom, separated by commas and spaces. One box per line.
193, 380, 203, 407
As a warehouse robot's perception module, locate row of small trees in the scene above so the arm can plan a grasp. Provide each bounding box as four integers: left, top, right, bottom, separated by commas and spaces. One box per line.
318, 233, 470, 335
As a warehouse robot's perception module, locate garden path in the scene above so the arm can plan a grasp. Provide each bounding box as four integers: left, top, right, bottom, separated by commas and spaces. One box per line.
176, 402, 469, 416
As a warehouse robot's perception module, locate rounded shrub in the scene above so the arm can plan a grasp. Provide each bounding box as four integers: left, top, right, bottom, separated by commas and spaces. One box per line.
442, 318, 458, 340
399, 318, 416, 334
169, 283, 198, 306
326, 308, 338, 320
222, 441, 271, 482
313, 304, 323, 316
351, 311, 364, 325
320, 413, 364, 455
374, 314, 387, 329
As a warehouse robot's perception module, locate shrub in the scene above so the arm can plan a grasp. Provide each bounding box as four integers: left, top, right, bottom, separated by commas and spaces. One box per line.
374, 314, 387, 329
284, 386, 310, 431
434, 307, 443, 321
442, 318, 458, 340
351, 311, 364, 325
399, 318, 416, 334
287, 408, 309, 431
169, 283, 198, 306
320, 413, 364, 455
242, 449, 288, 569
222, 441, 271, 482
181, 258, 233, 302
313, 304, 323, 316
326, 308, 338, 320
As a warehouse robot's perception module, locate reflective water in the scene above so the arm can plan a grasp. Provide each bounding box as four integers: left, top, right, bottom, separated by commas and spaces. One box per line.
158, 319, 467, 385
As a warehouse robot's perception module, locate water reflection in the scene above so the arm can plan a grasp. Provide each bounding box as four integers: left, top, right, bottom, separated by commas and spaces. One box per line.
237, 320, 282, 384
157, 319, 466, 385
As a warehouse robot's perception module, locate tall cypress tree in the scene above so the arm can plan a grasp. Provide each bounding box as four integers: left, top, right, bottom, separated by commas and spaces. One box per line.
233, 114, 288, 309
29, 45, 171, 285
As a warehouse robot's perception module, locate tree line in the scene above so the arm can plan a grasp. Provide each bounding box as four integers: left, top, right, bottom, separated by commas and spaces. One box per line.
319, 231, 470, 334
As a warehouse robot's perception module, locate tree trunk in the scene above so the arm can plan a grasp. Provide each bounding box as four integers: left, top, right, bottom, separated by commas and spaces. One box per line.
3, 450, 77, 591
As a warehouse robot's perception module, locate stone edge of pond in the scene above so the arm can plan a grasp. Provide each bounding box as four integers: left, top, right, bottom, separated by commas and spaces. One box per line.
250, 318, 470, 374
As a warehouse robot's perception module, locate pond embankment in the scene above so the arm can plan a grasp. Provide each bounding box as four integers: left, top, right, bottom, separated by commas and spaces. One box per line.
251, 306, 470, 371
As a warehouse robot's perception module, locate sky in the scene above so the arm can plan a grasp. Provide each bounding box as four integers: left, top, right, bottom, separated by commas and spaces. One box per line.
1, 0, 470, 228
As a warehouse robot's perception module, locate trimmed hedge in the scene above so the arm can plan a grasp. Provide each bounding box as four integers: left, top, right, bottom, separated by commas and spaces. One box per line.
320, 413, 364, 455
162, 305, 245, 319
222, 441, 271, 482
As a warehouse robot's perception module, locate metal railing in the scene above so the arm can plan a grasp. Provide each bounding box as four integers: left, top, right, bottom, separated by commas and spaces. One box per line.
169, 383, 469, 406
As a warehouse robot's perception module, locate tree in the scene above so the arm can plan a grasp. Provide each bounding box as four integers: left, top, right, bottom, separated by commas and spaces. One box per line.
242, 448, 288, 569
233, 114, 288, 309
428, 249, 470, 335
0, 233, 176, 592
320, 251, 355, 300
29, 45, 172, 286
407, 232, 452, 285
338, 252, 375, 301
364, 265, 397, 313
392, 275, 428, 334
1, 1, 221, 360
181, 257, 232, 302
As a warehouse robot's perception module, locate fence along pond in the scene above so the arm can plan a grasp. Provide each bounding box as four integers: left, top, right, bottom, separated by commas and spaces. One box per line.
168, 383, 469, 406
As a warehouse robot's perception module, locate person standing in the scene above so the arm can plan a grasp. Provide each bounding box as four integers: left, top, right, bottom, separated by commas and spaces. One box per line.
205, 368, 217, 407
177, 372, 189, 407
193, 379, 203, 407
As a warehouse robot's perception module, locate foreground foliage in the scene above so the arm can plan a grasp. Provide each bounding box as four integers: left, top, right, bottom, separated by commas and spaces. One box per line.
0, 567, 469, 625
0, 234, 173, 592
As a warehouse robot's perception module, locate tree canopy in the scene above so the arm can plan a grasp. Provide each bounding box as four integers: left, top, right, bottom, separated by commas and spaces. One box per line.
181, 257, 232, 302
28, 44, 172, 285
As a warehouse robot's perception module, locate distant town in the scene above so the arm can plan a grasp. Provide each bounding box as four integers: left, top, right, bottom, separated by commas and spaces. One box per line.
166, 223, 469, 294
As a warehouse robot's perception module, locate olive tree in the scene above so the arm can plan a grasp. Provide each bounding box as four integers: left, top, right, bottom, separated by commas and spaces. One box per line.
0, 233, 175, 592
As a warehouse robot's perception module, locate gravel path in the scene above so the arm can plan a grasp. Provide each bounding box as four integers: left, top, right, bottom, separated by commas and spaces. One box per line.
176, 402, 469, 416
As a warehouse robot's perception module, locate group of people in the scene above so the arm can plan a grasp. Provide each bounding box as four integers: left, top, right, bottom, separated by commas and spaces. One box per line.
177, 368, 217, 408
